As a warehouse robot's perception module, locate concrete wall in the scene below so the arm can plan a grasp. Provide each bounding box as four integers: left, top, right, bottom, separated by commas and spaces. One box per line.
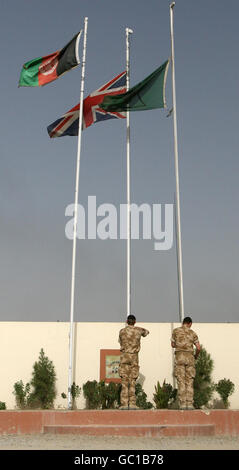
1, 322, 238, 409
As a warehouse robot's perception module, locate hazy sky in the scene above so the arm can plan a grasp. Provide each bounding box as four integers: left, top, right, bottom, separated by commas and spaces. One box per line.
1, 0, 239, 323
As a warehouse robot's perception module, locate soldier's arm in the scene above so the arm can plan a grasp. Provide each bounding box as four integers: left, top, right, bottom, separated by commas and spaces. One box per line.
141, 328, 149, 337
118, 330, 122, 345
171, 330, 176, 348
194, 341, 200, 359
193, 332, 200, 358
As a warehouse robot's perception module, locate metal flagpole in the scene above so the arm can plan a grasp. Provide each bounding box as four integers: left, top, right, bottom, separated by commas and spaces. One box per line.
169, 3, 185, 323
126, 27, 133, 317
68, 17, 88, 409
174, 191, 182, 323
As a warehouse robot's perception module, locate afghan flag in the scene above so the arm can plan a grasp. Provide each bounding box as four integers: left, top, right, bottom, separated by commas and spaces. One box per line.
18, 31, 82, 87
100, 60, 169, 112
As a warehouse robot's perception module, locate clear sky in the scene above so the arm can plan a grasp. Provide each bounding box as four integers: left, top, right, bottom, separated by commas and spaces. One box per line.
1, 0, 239, 323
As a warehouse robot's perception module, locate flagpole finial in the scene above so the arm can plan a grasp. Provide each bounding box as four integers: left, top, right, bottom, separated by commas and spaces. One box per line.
170, 2, 176, 9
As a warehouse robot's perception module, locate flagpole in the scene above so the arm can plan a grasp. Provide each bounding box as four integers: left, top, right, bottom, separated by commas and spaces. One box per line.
68, 17, 88, 409
169, 3, 185, 323
126, 27, 133, 317
174, 191, 181, 322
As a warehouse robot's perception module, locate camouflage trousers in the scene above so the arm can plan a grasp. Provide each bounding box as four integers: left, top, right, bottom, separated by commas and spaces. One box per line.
119, 353, 139, 407
174, 351, 196, 407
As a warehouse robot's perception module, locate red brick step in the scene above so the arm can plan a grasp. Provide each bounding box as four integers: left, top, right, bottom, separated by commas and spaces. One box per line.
1, 410, 238, 436
44, 423, 215, 437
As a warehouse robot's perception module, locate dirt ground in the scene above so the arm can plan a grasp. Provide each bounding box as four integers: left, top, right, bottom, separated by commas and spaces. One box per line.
0, 434, 238, 450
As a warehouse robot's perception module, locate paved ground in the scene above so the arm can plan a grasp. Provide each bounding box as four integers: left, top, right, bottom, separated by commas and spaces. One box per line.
0, 434, 238, 450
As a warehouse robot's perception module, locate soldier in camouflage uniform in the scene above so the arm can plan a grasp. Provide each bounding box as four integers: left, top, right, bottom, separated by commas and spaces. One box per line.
171, 317, 200, 410
118, 315, 149, 410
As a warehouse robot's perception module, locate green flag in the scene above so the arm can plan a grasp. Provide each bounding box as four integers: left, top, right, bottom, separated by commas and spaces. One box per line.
100, 60, 169, 113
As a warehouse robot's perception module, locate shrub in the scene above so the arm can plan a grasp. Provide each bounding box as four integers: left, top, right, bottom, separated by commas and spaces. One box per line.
98, 381, 121, 409
135, 383, 153, 409
215, 379, 235, 408
13, 349, 57, 409
13, 381, 31, 409
71, 382, 81, 409
28, 349, 57, 409
83, 380, 153, 410
83, 380, 117, 410
0, 402, 6, 410
61, 382, 81, 409
83, 380, 101, 409
193, 346, 214, 409
153, 380, 177, 409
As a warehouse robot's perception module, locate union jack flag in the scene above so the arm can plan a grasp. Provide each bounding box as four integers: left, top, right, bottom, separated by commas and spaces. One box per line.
47, 71, 126, 137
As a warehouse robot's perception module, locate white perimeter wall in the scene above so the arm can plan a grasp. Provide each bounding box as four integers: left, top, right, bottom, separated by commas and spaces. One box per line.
1, 322, 238, 409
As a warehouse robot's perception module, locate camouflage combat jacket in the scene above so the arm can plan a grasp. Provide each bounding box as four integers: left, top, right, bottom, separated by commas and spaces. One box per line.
119, 325, 149, 354
171, 325, 199, 353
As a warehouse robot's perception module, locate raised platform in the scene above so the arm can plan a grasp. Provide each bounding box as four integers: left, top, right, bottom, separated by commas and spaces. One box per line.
0, 410, 238, 437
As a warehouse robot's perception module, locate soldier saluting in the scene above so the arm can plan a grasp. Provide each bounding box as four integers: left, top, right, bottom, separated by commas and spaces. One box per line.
118, 315, 149, 410
171, 316, 200, 410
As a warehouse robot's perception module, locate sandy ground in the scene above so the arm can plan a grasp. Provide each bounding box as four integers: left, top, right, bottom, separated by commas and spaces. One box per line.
0, 434, 238, 450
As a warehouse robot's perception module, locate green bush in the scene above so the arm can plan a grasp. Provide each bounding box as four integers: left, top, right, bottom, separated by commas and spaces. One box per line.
215, 379, 235, 408
83, 380, 101, 409
83, 380, 121, 409
153, 380, 177, 409
13, 349, 57, 410
61, 382, 81, 409
71, 382, 81, 398
98, 381, 121, 409
27, 349, 57, 409
193, 346, 214, 409
83, 380, 153, 410
0, 402, 6, 410
135, 383, 153, 409
13, 380, 31, 409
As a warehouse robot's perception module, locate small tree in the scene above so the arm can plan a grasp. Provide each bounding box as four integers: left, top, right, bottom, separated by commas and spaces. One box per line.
215, 379, 235, 408
193, 346, 214, 409
28, 349, 57, 409
13, 380, 31, 409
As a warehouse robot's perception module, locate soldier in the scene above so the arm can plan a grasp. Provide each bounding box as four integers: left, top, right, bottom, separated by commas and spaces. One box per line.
171, 316, 200, 410
118, 315, 149, 410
